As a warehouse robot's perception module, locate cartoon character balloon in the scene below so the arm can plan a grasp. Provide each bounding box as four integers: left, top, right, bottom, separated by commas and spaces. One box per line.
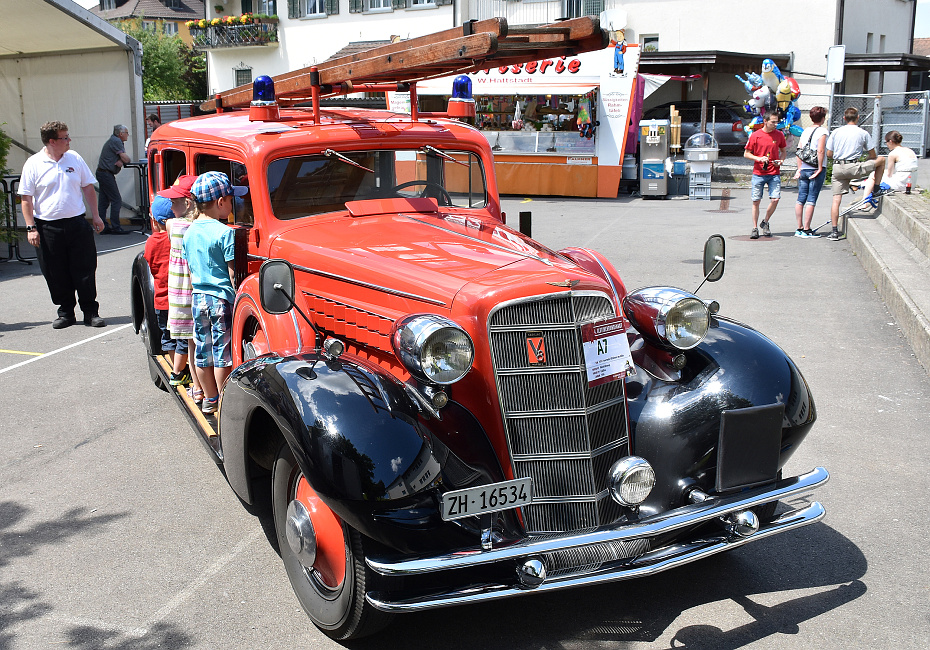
738, 61, 801, 136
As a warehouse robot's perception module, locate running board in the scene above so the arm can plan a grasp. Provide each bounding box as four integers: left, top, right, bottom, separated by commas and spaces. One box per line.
149, 354, 223, 463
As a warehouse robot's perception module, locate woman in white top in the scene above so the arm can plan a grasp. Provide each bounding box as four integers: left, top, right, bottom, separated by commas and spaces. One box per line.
792, 106, 828, 237
861, 130, 918, 199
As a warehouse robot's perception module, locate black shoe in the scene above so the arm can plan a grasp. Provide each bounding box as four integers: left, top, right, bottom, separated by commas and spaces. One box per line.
84, 316, 106, 327
827, 230, 840, 241
111, 228, 129, 235
100, 227, 113, 235
52, 316, 76, 329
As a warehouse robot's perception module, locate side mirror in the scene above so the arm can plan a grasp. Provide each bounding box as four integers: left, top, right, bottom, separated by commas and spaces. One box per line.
259, 259, 296, 315
702, 234, 726, 283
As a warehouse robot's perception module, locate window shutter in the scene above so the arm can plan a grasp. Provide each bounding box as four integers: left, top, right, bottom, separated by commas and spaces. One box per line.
287, 0, 298, 18
241, 0, 252, 12
325, 0, 339, 14
349, 0, 362, 12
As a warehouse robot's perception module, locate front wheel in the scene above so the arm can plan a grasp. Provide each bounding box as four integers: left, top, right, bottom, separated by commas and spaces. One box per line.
272, 443, 393, 640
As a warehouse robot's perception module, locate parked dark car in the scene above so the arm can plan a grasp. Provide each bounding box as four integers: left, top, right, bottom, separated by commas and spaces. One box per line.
642, 101, 749, 152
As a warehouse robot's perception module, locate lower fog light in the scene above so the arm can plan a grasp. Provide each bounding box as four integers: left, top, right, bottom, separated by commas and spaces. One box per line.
516, 558, 546, 588
608, 457, 656, 507
725, 510, 759, 538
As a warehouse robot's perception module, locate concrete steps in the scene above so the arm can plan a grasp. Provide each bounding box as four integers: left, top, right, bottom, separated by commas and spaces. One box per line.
849, 194, 930, 373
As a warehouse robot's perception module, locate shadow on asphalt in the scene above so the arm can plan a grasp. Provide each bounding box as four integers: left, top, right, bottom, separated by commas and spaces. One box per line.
0, 501, 194, 649
355, 521, 867, 649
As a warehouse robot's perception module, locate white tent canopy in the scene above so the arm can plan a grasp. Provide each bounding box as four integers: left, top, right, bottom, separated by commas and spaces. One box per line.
0, 0, 144, 184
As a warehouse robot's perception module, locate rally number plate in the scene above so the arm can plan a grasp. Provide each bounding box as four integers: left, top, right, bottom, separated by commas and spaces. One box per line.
441, 478, 533, 521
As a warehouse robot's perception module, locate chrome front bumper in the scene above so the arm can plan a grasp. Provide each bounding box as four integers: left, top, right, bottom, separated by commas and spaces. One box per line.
365, 467, 829, 612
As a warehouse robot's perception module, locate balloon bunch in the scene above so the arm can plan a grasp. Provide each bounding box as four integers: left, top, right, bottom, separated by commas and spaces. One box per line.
735, 59, 802, 136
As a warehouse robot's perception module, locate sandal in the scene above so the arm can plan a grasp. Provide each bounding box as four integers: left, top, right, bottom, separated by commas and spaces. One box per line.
187, 386, 205, 404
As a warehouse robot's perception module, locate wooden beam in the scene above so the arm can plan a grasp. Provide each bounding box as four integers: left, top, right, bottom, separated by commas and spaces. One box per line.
201, 17, 607, 112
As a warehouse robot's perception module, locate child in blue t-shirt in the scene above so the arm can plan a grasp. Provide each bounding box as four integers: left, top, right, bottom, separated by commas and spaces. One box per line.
182, 171, 248, 415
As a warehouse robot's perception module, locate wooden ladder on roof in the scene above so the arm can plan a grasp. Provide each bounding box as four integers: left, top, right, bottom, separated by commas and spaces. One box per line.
201, 17, 607, 112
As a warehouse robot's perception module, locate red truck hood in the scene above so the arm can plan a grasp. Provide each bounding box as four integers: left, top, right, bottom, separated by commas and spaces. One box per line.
268, 199, 579, 308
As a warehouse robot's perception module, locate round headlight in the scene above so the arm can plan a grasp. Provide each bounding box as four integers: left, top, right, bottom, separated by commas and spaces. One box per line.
608, 457, 656, 506
622, 287, 711, 351
393, 315, 474, 384
664, 297, 710, 349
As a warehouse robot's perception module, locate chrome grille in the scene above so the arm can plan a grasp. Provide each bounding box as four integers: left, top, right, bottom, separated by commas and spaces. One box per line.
488, 292, 630, 534
543, 538, 651, 578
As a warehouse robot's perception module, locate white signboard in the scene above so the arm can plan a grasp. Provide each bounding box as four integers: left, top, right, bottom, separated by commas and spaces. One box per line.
826, 45, 846, 84
581, 317, 634, 386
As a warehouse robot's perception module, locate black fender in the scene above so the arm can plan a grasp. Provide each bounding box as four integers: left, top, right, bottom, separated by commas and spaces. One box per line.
219, 351, 511, 554
130, 251, 162, 356
625, 317, 816, 516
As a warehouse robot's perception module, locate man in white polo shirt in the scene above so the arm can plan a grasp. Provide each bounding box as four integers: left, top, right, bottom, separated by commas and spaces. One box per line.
19, 121, 107, 329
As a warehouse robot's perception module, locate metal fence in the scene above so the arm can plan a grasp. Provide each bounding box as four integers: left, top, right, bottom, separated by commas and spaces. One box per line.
830, 91, 929, 156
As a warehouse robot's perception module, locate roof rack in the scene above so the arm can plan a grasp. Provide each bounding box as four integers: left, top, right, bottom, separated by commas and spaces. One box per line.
201, 17, 607, 113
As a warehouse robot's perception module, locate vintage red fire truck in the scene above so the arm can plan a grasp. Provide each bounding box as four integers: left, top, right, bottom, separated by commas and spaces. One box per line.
131, 18, 828, 640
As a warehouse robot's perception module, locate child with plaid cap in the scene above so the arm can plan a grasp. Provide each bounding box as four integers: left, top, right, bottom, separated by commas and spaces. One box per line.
182, 171, 248, 414
144, 195, 189, 381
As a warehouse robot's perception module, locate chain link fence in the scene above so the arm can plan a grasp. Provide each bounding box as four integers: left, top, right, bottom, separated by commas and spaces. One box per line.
829, 91, 929, 156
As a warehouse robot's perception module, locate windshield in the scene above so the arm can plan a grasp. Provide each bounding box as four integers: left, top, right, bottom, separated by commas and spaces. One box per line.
266, 148, 488, 220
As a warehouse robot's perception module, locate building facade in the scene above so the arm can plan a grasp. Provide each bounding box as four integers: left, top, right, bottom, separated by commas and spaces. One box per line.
89, 0, 206, 46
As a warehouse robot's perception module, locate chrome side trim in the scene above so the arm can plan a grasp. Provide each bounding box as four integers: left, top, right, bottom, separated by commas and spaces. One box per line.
366, 500, 826, 612
291, 263, 446, 307
366, 467, 829, 576
290, 310, 303, 350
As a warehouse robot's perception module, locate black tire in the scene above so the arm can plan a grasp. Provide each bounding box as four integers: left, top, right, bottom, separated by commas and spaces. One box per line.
272, 443, 393, 641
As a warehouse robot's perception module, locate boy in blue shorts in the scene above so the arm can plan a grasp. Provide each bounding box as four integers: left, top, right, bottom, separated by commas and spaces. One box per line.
183, 171, 248, 414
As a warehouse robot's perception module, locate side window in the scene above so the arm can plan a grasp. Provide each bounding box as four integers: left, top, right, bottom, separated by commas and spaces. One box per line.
157, 149, 187, 192
195, 154, 254, 226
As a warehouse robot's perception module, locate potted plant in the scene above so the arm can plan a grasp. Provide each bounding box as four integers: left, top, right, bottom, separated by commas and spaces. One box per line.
214, 4, 224, 12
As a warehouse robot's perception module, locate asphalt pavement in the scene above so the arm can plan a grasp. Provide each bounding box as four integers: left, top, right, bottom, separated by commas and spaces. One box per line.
1, 191, 928, 649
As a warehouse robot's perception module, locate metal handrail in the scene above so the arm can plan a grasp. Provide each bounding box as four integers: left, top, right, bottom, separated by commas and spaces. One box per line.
0, 175, 33, 264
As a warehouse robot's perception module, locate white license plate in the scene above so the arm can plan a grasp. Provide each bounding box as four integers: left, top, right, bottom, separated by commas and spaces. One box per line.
441, 478, 533, 521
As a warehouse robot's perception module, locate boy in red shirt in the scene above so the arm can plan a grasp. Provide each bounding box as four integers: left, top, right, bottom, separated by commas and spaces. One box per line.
144, 195, 190, 385
744, 111, 787, 239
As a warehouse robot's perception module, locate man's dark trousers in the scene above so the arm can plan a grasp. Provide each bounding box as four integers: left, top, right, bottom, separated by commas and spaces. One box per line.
96, 169, 122, 230
34, 216, 99, 320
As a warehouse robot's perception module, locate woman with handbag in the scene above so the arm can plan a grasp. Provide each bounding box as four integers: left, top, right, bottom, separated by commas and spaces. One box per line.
792, 106, 829, 238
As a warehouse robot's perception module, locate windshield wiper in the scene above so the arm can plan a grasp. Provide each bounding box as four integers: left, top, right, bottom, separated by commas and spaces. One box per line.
323, 149, 374, 173
420, 145, 469, 167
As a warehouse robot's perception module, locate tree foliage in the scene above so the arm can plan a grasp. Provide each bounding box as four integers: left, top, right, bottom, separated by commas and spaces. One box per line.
121, 23, 206, 101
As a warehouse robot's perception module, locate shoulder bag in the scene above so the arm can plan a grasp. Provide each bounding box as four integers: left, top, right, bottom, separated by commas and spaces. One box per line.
796, 127, 822, 166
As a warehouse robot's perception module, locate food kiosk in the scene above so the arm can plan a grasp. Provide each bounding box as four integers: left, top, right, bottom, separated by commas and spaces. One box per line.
412, 43, 641, 198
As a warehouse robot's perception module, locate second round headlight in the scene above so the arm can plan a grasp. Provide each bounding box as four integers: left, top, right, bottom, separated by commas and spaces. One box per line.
393, 315, 474, 384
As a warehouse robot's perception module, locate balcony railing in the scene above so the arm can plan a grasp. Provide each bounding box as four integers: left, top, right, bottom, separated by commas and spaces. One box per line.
191, 22, 278, 50
471, 0, 619, 24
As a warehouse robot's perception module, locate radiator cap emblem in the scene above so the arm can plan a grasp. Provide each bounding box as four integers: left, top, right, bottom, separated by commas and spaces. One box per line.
547, 279, 580, 288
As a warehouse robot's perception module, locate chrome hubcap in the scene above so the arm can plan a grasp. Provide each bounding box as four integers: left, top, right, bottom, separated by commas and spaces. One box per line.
286, 499, 317, 568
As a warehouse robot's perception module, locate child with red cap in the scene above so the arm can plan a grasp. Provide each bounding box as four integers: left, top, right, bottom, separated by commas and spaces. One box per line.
157, 175, 203, 400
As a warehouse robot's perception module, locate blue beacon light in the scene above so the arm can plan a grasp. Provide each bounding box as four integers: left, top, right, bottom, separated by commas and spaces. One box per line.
447, 75, 475, 119
451, 75, 473, 100
253, 75, 276, 104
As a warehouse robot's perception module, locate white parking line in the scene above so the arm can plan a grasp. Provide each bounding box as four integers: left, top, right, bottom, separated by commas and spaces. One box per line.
145, 529, 264, 632
0, 323, 133, 376
97, 237, 147, 253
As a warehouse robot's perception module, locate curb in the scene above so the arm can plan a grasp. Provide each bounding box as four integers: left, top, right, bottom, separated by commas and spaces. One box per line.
848, 197, 930, 374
